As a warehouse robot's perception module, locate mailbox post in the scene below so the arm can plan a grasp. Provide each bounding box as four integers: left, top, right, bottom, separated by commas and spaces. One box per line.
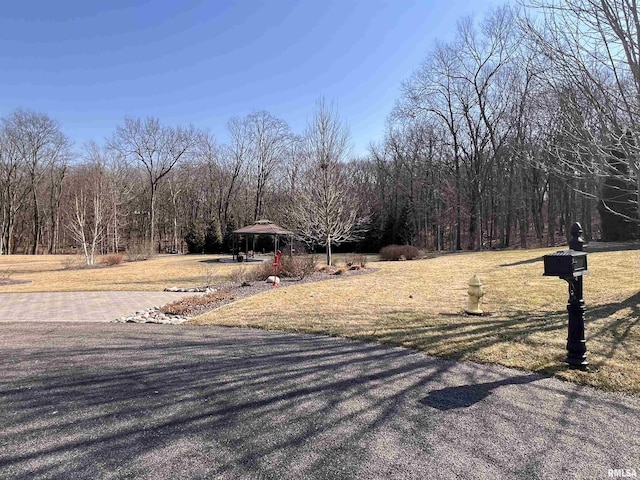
543, 222, 589, 370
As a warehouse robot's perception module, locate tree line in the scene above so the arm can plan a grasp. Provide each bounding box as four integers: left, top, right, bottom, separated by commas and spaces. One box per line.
1, 0, 638, 263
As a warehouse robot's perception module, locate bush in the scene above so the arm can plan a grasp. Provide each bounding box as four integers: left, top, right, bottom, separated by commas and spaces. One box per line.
252, 262, 276, 281
379, 244, 421, 261
61, 254, 89, 270
200, 264, 216, 286
101, 253, 124, 266
227, 261, 273, 284
344, 253, 367, 268
125, 244, 154, 262
227, 265, 254, 284
281, 255, 317, 280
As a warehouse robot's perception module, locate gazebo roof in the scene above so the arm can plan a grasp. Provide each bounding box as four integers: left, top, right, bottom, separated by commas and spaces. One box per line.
233, 219, 293, 235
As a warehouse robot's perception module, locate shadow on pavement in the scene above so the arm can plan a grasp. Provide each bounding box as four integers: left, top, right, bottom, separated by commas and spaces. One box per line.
419, 374, 540, 410
0, 324, 637, 479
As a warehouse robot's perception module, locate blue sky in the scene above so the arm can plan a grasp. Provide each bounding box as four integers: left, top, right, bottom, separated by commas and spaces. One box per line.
1, 0, 509, 157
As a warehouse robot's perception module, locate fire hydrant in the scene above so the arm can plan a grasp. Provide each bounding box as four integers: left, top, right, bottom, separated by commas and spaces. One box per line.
465, 274, 485, 315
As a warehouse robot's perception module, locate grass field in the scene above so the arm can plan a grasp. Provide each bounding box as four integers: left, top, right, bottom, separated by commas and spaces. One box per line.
1, 249, 638, 394
190, 248, 640, 395
0, 254, 242, 292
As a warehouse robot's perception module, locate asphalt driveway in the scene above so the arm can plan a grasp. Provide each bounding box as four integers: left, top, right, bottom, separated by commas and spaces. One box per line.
0, 322, 638, 479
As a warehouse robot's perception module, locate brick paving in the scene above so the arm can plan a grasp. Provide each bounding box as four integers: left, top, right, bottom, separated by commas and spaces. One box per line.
0, 291, 195, 322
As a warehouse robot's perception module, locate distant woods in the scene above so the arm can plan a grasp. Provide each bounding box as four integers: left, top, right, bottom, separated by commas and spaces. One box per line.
1, 0, 639, 257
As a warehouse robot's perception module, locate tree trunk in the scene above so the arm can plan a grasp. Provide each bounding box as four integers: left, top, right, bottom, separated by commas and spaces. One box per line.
455, 159, 462, 251
31, 189, 39, 255
149, 183, 156, 253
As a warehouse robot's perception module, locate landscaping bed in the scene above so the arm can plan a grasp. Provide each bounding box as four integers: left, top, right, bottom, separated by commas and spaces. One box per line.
162, 267, 376, 317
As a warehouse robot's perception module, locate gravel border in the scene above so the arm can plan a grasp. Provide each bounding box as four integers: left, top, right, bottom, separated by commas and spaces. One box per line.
114, 267, 376, 324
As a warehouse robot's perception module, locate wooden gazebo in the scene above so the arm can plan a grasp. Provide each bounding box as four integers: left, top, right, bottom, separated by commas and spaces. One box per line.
232, 220, 293, 261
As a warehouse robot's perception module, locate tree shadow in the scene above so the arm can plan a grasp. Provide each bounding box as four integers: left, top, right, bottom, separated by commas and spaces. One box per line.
498, 256, 544, 267
419, 374, 540, 410
369, 290, 640, 366
583, 291, 640, 360
0, 324, 636, 478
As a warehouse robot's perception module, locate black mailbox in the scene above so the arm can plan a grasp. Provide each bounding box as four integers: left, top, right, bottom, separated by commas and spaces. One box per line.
543, 250, 588, 277
544, 222, 589, 370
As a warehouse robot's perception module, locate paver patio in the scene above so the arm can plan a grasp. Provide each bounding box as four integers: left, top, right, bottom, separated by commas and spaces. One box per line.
0, 291, 193, 322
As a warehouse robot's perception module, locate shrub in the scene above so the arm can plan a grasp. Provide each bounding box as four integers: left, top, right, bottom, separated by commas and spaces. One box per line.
61, 254, 88, 270
125, 244, 154, 262
252, 261, 276, 281
101, 253, 124, 266
379, 244, 421, 261
281, 255, 318, 280
227, 265, 254, 284
201, 264, 217, 286
345, 253, 367, 268
227, 262, 273, 284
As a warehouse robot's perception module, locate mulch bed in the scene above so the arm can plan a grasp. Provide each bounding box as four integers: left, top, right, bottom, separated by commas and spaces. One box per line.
162, 267, 376, 317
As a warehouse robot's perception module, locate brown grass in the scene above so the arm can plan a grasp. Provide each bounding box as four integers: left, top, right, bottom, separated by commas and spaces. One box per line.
1, 249, 638, 394
190, 248, 640, 395
0, 254, 253, 292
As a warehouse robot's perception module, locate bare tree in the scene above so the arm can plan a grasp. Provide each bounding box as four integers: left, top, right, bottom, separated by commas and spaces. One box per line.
0, 122, 30, 254
46, 160, 68, 254
245, 111, 291, 221
523, 0, 640, 228
65, 162, 106, 265
288, 100, 364, 265
397, 6, 521, 249
108, 117, 197, 252
220, 117, 251, 228
2, 109, 71, 254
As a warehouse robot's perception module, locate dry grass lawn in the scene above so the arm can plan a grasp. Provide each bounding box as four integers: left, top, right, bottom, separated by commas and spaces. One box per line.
0, 254, 243, 292
1, 249, 638, 394
190, 248, 640, 395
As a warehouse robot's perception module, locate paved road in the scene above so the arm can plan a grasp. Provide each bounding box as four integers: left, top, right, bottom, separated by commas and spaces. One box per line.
0, 323, 638, 479
0, 292, 194, 322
